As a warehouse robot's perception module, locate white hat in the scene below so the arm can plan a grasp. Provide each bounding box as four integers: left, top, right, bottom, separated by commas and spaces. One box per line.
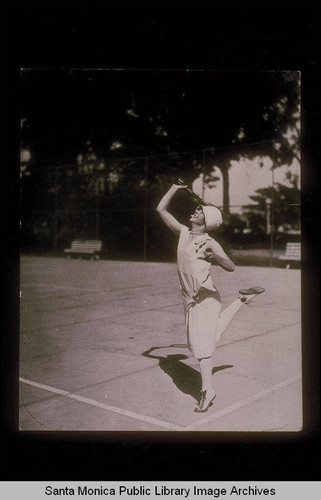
202, 206, 223, 230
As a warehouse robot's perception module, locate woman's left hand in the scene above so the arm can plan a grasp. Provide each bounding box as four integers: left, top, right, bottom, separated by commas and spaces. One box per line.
197, 248, 215, 262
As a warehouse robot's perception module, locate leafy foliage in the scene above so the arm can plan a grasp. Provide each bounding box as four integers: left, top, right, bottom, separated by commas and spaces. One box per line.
20, 70, 300, 256
243, 176, 300, 234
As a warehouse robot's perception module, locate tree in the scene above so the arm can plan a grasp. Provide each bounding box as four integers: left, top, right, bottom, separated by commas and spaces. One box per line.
243, 178, 300, 235
114, 70, 300, 213
20, 70, 301, 255
20, 69, 300, 162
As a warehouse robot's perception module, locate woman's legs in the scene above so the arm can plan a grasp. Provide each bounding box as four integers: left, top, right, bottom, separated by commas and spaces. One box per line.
215, 286, 265, 342
186, 296, 221, 412
195, 297, 245, 412
195, 290, 265, 412
195, 356, 216, 412
199, 356, 213, 391
191, 288, 265, 412
215, 298, 244, 342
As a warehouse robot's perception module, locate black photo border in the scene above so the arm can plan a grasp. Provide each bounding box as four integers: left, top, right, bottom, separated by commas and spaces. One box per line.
2, 0, 320, 482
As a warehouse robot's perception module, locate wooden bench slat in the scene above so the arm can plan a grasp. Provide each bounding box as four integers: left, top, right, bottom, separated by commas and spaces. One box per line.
72, 240, 102, 244
279, 255, 300, 260
65, 246, 102, 249
66, 248, 101, 252
64, 239, 103, 257
279, 242, 301, 264
70, 246, 101, 250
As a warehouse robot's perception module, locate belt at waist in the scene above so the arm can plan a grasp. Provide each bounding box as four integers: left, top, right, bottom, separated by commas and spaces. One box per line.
181, 287, 221, 307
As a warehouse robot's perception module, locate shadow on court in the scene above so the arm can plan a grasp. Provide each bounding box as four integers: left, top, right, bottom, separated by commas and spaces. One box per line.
142, 344, 233, 402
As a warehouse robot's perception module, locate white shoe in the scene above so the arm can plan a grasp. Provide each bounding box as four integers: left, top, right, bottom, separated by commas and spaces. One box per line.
238, 286, 265, 304
194, 388, 216, 413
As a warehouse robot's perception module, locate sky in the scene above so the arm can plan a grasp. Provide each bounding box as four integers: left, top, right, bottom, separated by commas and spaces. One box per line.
192, 157, 300, 213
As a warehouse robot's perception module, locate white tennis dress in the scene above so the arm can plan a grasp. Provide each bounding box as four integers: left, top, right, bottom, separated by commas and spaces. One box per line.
177, 226, 222, 359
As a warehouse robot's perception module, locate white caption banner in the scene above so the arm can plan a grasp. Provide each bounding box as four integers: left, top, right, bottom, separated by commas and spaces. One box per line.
0, 482, 321, 500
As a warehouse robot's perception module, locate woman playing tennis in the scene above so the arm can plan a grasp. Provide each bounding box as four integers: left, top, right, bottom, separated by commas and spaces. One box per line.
156, 182, 264, 412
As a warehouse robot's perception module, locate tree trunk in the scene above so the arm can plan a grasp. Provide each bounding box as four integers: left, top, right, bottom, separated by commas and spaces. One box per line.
220, 165, 230, 214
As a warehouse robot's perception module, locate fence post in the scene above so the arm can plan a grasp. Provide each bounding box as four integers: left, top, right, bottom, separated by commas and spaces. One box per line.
95, 185, 100, 239
143, 158, 148, 261
270, 142, 275, 267
53, 165, 58, 253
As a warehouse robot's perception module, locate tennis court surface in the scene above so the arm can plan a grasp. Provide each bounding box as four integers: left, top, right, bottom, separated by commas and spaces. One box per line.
19, 256, 302, 432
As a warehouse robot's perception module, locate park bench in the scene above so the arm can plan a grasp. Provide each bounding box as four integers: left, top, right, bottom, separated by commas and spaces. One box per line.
279, 242, 301, 269
64, 239, 103, 260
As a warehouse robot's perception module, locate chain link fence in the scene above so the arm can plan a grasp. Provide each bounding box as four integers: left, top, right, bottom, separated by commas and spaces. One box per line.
20, 144, 300, 265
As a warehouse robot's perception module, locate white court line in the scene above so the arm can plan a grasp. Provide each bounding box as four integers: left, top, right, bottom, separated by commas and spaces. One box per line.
20, 375, 301, 432
21, 283, 151, 294
186, 374, 302, 431
21, 284, 104, 293
19, 377, 184, 431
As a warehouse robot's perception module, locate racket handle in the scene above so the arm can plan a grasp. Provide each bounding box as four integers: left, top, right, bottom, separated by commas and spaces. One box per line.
176, 178, 204, 204
175, 177, 219, 209
176, 177, 187, 186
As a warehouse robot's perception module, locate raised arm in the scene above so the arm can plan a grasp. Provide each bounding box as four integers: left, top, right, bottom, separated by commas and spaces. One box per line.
156, 183, 187, 234
199, 239, 235, 272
